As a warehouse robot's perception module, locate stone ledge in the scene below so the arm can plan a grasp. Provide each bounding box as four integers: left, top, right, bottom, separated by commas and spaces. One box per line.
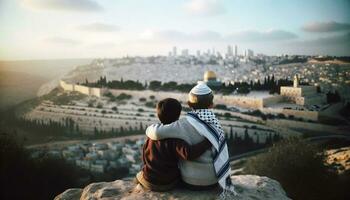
55, 175, 291, 200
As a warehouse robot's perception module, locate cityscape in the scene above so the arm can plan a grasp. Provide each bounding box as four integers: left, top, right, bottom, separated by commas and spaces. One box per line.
1, 0, 350, 200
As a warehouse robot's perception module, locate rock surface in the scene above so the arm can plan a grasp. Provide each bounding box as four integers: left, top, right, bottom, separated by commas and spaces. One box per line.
325, 146, 350, 174
55, 175, 291, 200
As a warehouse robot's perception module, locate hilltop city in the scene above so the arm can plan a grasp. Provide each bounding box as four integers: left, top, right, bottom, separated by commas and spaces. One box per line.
15, 45, 347, 181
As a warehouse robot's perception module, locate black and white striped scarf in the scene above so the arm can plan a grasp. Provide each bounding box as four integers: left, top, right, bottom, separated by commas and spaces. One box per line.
187, 109, 236, 198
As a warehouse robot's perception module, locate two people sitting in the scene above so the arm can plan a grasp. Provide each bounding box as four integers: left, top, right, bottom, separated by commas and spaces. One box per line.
136, 82, 236, 196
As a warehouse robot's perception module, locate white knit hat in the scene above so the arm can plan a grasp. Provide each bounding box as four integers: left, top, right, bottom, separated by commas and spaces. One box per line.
190, 81, 212, 95
188, 82, 213, 103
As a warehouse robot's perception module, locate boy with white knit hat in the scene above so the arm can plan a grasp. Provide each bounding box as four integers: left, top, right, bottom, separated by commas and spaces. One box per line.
146, 82, 236, 197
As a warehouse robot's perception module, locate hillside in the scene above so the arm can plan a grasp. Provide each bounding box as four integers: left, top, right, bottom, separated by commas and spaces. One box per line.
0, 70, 48, 110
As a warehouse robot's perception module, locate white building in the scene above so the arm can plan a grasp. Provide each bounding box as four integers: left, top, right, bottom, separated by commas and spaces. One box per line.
196, 50, 201, 57
227, 45, 233, 57
235, 45, 238, 57
172, 46, 177, 57
245, 49, 254, 58
280, 74, 327, 106
181, 49, 189, 57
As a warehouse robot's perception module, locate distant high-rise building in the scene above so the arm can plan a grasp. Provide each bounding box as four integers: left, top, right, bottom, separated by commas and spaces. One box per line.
245, 49, 254, 58
181, 49, 189, 57
234, 45, 238, 57
172, 46, 177, 57
196, 50, 201, 57
227, 45, 233, 57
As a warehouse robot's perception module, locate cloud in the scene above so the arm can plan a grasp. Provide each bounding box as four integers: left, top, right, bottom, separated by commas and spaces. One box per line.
78, 23, 120, 32
226, 30, 298, 42
44, 37, 81, 45
139, 29, 297, 43
140, 30, 222, 42
285, 32, 350, 56
299, 32, 350, 46
90, 42, 116, 48
184, 0, 225, 16
22, 0, 103, 12
302, 21, 350, 33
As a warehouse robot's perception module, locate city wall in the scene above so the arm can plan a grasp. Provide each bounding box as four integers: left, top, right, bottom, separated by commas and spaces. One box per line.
262, 96, 284, 107
217, 95, 264, 109
59, 80, 319, 121
59, 80, 102, 97
60, 80, 267, 109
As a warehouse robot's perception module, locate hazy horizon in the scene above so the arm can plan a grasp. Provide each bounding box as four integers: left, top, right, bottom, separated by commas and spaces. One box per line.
1, 0, 350, 60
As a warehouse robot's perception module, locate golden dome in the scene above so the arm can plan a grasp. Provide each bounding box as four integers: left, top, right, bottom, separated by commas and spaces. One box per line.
204, 71, 217, 81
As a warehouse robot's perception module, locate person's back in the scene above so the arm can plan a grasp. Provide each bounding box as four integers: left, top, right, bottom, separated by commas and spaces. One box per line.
142, 137, 210, 185
146, 117, 218, 187
147, 83, 236, 196
142, 138, 183, 185
146, 83, 221, 187
138, 98, 211, 191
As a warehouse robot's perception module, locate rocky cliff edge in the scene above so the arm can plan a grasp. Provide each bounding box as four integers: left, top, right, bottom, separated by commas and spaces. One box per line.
55, 175, 291, 200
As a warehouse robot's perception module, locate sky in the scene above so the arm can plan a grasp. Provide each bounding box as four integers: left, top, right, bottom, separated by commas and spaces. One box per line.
0, 0, 349, 60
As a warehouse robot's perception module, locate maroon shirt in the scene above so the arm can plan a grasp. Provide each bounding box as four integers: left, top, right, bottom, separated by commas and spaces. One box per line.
142, 138, 211, 185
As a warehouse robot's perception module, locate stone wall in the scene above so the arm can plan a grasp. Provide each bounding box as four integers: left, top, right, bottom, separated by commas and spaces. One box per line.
59, 80, 74, 91
89, 87, 102, 97
262, 95, 284, 107
59, 80, 294, 110
59, 80, 102, 97
74, 85, 90, 95
300, 86, 317, 96
217, 95, 264, 109
280, 86, 302, 98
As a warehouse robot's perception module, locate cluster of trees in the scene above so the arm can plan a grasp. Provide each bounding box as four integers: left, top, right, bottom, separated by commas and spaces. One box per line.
83, 76, 198, 93
147, 81, 196, 92
226, 127, 282, 156
278, 56, 307, 64
104, 92, 132, 102
82, 75, 298, 95
2, 107, 147, 140
4, 110, 81, 138
85, 77, 145, 90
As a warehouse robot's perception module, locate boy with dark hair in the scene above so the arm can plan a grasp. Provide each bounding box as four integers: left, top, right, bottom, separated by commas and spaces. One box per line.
136, 98, 211, 191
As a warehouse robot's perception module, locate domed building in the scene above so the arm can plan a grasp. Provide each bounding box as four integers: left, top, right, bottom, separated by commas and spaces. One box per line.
204, 71, 217, 82
202, 70, 222, 87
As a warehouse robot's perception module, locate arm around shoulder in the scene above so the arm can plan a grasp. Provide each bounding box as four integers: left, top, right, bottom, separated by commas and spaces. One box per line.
145, 122, 182, 140
174, 139, 212, 161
